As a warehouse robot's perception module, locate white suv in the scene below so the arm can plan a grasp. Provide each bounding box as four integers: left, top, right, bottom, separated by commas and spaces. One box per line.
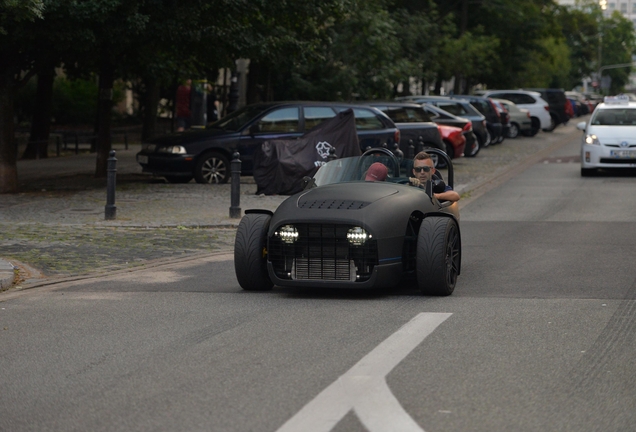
475, 90, 551, 136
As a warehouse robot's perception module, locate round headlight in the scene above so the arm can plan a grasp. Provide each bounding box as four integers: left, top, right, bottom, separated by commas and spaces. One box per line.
277, 225, 298, 244
585, 134, 600, 145
347, 227, 368, 246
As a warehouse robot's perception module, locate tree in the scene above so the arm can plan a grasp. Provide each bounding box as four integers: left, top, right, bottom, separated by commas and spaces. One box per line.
0, 0, 44, 193
599, 11, 636, 94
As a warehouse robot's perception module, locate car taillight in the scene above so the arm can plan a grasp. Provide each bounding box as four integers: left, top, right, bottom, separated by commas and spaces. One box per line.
544, 105, 550, 111
394, 129, 400, 145
462, 122, 472, 132
527, 112, 531, 118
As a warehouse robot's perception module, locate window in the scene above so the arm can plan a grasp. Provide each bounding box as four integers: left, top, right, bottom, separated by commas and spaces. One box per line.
591, 108, 636, 125
633, 2, 636, 12
351, 108, 384, 130
303, 106, 336, 130
620, 2, 627, 12
609, 2, 615, 9
383, 107, 431, 123
257, 107, 300, 132
436, 102, 468, 116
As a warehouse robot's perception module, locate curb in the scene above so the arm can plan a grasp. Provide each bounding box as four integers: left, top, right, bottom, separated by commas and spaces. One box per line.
0, 259, 16, 290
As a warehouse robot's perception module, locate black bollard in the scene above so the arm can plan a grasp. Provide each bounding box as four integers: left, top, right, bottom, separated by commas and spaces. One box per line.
408, 139, 415, 159
105, 150, 117, 220
417, 136, 424, 153
327, 147, 338, 161
229, 152, 241, 218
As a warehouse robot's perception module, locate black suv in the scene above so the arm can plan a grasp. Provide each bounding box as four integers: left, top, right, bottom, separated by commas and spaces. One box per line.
524, 88, 569, 132
136, 102, 400, 183
450, 95, 504, 145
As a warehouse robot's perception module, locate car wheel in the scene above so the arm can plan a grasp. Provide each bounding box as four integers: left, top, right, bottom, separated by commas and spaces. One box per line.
164, 175, 192, 184
521, 118, 540, 137
465, 139, 480, 158
194, 152, 230, 184
543, 114, 557, 132
482, 129, 492, 148
496, 133, 505, 144
581, 168, 597, 177
444, 141, 455, 160
416, 217, 460, 296
507, 123, 520, 138
234, 213, 273, 291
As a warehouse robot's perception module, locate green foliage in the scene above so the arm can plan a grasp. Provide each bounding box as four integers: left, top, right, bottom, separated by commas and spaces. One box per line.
515, 37, 572, 88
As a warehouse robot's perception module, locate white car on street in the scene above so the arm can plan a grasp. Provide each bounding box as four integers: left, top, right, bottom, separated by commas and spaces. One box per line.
577, 95, 636, 176
475, 90, 551, 136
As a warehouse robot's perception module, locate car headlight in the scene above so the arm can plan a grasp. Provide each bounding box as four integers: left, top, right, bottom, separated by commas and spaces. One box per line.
158, 145, 187, 154
347, 227, 369, 246
276, 225, 298, 244
584, 134, 600, 145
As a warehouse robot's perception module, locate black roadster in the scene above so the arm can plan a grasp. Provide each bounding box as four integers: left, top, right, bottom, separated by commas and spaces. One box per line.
234, 148, 461, 295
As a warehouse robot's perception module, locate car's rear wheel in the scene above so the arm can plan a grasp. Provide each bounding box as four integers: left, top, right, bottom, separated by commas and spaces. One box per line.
507, 123, 520, 138
581, 167, 597, 177
416, 217, 460, 296
543, 114, 557, 132
465, 137, 480, 158
234, 213, 273, 291
194, 152, 230, 184
521, 118, 540, 137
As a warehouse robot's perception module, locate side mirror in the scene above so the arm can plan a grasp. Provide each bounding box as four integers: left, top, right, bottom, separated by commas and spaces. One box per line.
249, 124, 261, 136
576, 121, 586, 131
301, 176, 316, 190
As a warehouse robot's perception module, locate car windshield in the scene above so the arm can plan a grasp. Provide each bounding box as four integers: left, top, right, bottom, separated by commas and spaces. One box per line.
207, 105, 269, 131
591, 108, 636, 126
313, 155, 414, 187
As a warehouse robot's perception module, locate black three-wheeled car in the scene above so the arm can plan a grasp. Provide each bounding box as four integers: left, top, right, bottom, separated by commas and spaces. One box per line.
234, 148, 461, 295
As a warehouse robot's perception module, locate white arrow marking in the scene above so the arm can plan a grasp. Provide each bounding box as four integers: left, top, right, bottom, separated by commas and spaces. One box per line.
276, 312, 452, 432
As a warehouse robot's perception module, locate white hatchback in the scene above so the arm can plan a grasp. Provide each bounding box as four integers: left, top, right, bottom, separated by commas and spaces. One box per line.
577, 95, 636, 176
475, 90, 551, 135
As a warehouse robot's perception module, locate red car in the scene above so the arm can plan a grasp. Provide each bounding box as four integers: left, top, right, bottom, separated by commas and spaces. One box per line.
437, 124, 466, 159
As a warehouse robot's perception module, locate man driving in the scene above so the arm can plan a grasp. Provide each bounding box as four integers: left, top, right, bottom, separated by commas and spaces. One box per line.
409, 152, 460, 202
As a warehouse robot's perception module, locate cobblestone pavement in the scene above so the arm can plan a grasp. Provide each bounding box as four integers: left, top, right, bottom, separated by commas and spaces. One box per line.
0, 122, 584, 288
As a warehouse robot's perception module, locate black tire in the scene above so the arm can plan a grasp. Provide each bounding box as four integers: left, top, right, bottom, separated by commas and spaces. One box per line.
444, 141, 455, 160
194, 152, 230, 184
507, 123, 520, 138
234, 213, 273, 291
465, 136, 480, 158
416, 217, 460, 296
482, 129, 492, 148
542, 114, 557, 132
521, 118, 540, 137
164, 175, 192, 184
581, 167, 597, 177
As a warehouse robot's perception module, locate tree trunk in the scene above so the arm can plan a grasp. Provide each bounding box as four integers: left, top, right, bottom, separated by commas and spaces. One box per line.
23, 64, 55, 160
141, 75, 159, 141
95, 61, 115, 178
0, 68, 18, 193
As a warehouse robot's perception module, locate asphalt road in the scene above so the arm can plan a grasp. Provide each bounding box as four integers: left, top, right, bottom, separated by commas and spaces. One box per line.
2, 133, 636, 432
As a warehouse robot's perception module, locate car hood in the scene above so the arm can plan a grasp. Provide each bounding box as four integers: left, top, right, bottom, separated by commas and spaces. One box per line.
588, 126, 636, 143
146, 128, 238, 146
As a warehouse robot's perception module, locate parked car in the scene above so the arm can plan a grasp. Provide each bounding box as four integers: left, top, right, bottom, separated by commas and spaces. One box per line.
576, 95, 636, 176
451, 95, 505, 145
475, 89, 551, 136
436, 124, 466, 160
234, 147, 461, 295
367, 102, 447, 166
493, 99, 532, 138
400, 96, 490, 149
136, 102, 400, 184
421, 103, 480, 157
524, 88, 569, 132
565, 91, 590, 116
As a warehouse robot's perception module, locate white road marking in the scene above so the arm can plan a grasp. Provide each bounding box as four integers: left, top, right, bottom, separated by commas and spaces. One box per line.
276, 312, 452, 432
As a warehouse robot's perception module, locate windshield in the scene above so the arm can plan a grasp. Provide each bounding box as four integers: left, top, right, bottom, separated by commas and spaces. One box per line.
207, 105, 269, 131
591, 108, 636, 126
313, 155, 413, 187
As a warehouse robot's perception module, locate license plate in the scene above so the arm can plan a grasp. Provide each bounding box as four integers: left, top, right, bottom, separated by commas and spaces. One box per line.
137, 155, 148, 164
610, 150, 636, 159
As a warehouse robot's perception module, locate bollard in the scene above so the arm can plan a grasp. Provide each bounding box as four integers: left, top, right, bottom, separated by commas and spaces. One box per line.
327, 147, 338, 161
408, 139, 415, 159
229, 152, 241, 218
105, 150, 117, 220
393, 143, 404, 160
417, 136, 424, 153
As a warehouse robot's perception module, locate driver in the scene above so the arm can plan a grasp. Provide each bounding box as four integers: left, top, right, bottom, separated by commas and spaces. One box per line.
409, 152, 460, 202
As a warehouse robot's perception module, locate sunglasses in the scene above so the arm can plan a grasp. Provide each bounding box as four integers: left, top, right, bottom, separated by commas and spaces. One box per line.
413, 166, 431, 173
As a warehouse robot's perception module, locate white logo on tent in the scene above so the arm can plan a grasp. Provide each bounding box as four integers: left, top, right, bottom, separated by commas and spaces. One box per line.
316, 141, 333, 159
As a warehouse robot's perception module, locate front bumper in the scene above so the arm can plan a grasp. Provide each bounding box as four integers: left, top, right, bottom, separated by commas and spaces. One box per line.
136, 152, 196, 176
581, 144, 636, 168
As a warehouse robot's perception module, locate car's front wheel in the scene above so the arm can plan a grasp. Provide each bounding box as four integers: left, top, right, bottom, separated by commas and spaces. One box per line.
194, 152, 230, 184
521, 118, 540, 137
234, 213, 273, 291
465, 137, 480, 158
416, 217, 460, 296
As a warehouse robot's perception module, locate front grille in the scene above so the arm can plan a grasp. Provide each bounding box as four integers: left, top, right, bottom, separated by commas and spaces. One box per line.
269, 223, 378, 282
600, 158, 636, 164
605, 144, 636, 148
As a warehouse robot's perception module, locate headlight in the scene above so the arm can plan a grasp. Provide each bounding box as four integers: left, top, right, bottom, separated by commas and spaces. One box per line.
158, 145, 187, 154
584, 134, 600, 145
347, 227, 369, 246
276, 225, 298, 244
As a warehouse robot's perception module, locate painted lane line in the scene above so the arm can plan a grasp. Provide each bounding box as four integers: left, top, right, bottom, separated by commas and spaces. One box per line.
276, 312, 452, 432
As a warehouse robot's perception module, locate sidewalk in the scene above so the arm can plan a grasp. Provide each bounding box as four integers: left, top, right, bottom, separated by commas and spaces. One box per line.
0, 124, 583, 290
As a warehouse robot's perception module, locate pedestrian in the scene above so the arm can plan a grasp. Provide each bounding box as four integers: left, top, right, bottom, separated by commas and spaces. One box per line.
176, 79, 192, 132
